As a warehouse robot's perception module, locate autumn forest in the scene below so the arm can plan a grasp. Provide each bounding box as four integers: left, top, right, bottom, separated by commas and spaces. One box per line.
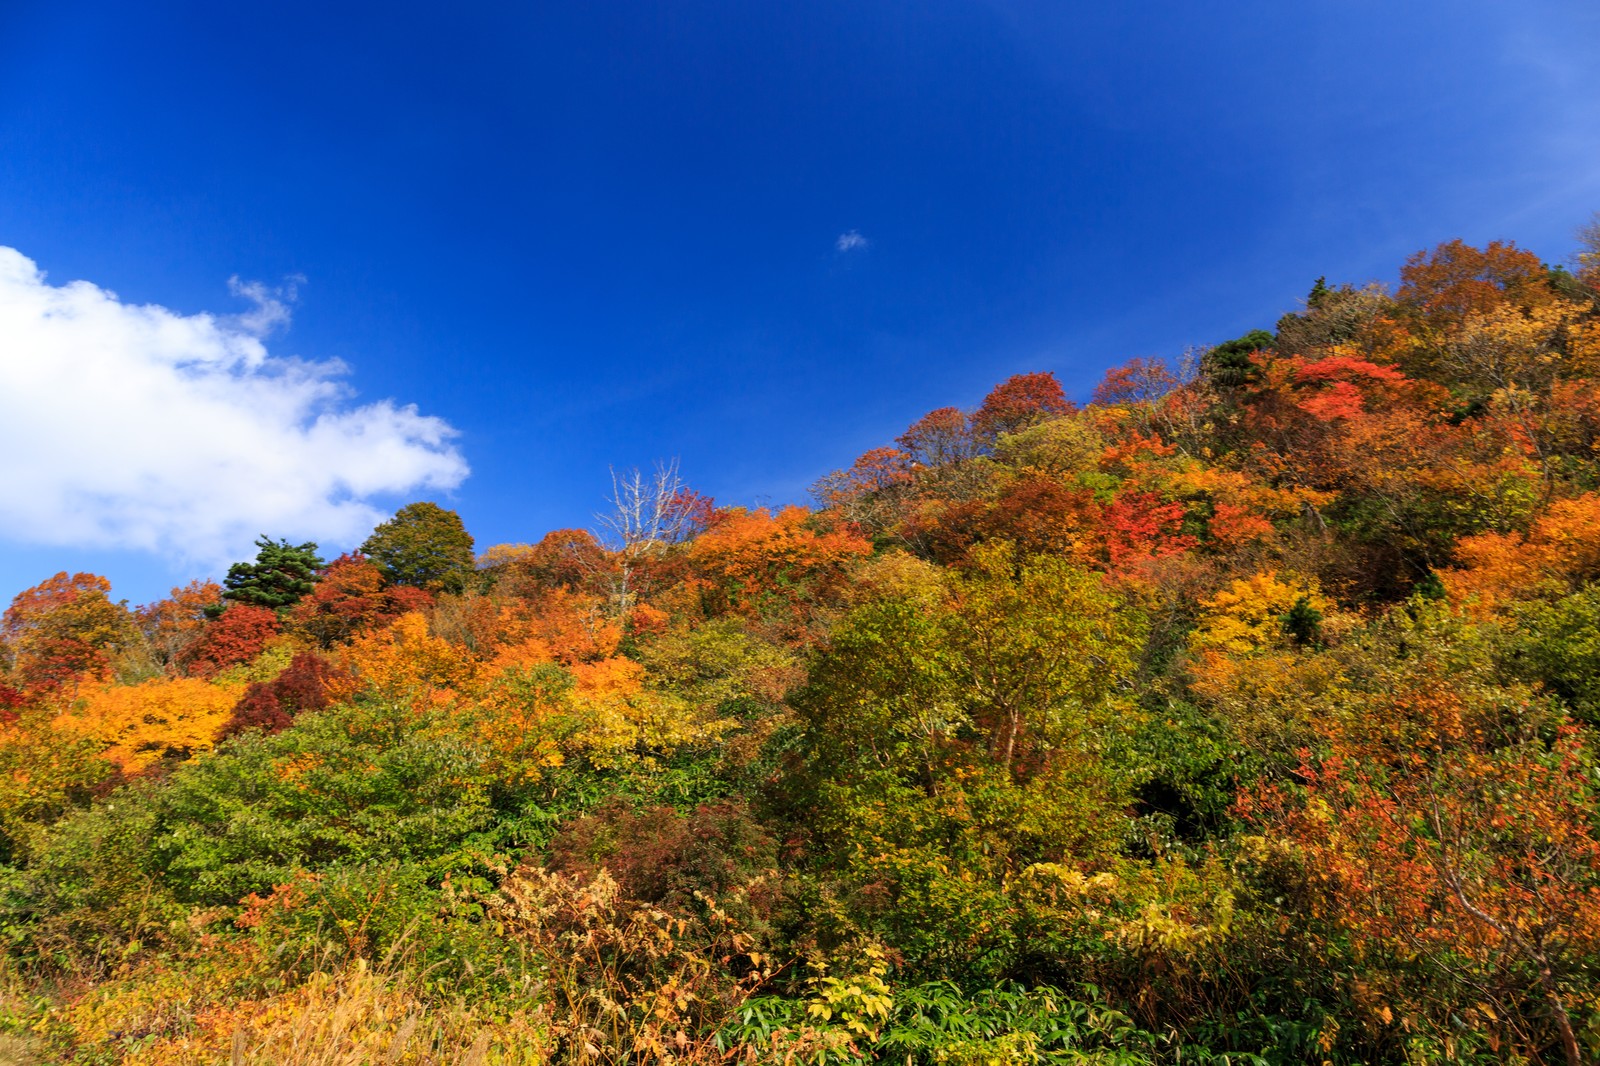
5, 234, 1600, 1064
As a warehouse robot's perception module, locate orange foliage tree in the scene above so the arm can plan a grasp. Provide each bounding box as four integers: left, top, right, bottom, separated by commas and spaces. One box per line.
482, 529, 616, 598
1397, 238, 1554, 330
2, 573, 134, 699
334, 612, 476, 707
1091, 357, 1181, 408
1245, 678, 1600, 1065
687, 506, 871, 621
1445, 493, 1600, 614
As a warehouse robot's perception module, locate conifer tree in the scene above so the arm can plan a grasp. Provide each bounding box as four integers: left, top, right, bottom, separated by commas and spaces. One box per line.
217, 536, 324, 614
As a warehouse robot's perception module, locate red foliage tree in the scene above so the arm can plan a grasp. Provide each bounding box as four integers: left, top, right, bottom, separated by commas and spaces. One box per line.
0, 684, 23, 724
1098, 491, 1196, 571
182, 604, 281, 679
217, 652, 336, 739
289, 554, 434, 647
1245, 680, 1600, 1065
971, 371, 1075, 441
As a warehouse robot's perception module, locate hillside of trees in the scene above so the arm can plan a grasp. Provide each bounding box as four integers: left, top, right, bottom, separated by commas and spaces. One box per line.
3, 235, 1600, 1064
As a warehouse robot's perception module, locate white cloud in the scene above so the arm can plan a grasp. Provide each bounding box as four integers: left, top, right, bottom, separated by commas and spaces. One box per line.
0, 247, 469, 568
227, 273, 302, 336
835, 230, 869, 252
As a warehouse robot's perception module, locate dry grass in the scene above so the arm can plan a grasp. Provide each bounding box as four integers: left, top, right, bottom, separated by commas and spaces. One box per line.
0, 1034, 40, 1066
216, 964, 548, 1066
12, 862, 784, 1065
42, 946, 551, 1066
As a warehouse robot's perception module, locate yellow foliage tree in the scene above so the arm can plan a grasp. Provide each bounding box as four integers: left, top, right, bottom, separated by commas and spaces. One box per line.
566, 656, 729, 768
1190, 571, 1328, 656
0, 710, 115, 856
1187, 572, 1340, 762
59, 676, 246, 772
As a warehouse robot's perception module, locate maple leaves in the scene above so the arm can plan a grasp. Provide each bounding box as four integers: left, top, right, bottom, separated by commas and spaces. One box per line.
1287, 352, 1410, 421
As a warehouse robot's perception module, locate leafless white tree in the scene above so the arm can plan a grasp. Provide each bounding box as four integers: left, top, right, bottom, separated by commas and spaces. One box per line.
596, 460, 696, 552
594, 459, 696, 613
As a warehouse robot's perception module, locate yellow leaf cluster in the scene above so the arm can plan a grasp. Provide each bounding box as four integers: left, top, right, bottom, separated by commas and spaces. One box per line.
59, 676, 246, 772
567, 656, 732, 768
1191, 571, 1327, 656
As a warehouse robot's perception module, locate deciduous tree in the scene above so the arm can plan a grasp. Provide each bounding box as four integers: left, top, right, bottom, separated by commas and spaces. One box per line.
971, 372, 1074, 442
289, 554, 433, 647
2, 573, 134, 699
360, 502, 478, 594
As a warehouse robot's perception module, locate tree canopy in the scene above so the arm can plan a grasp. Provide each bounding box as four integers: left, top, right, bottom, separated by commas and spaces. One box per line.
360, 501, 477, 593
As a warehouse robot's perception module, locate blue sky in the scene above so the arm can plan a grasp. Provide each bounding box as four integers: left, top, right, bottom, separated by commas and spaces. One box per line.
1, 0, 1598, 606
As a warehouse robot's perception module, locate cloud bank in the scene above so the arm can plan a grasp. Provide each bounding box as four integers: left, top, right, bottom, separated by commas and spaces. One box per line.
0, 247, 468, 568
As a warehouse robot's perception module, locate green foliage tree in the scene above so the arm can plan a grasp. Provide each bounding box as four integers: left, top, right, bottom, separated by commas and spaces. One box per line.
791, 543, 1145, 975
1200, 328, 1274, 388
1506, 583, 1600, 725
218, 536, 324, 614
360, 501, 477, 593
1281, 594, 1323, 648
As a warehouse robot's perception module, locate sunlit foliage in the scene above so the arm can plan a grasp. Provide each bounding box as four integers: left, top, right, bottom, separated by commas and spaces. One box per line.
5, 233, 1600, 1065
